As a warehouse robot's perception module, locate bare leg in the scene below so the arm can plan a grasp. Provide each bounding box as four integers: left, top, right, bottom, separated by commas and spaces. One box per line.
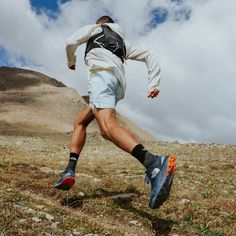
93, 107, 139, 153
54, 106, 94, 190
70, 106, 95, 154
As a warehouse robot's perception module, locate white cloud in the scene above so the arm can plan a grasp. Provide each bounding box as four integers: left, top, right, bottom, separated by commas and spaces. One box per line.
0, 0, 236, 144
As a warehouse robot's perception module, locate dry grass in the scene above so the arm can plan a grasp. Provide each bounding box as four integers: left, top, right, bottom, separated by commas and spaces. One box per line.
0, 133, 235, 235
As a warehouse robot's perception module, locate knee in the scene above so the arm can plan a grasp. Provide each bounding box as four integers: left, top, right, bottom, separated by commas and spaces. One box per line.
100, 128, 110, 140
74, 118, 87, 130
74, 121, 82, 131
100, 122, 117, 140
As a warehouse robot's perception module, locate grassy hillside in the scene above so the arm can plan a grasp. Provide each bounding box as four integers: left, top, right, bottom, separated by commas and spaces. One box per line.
0, 132, 235, 235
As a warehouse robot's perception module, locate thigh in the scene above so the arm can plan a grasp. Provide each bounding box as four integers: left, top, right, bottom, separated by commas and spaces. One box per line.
93, 107, 117, 130
74, 105, 95, 128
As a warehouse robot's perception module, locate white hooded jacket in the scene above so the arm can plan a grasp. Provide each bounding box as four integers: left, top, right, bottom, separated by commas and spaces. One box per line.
66, 23, 161, 99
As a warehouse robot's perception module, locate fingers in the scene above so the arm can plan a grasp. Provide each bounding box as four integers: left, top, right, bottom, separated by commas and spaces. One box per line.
148, 92, 156, 98
69, 65, 76, 70
148, 89, 159, 98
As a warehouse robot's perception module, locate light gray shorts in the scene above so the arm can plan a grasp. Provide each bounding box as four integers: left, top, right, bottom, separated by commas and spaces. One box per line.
88, 70, 123, 109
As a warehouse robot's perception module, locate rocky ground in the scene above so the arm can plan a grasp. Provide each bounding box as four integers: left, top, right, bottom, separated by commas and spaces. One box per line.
0, 132, 235, 236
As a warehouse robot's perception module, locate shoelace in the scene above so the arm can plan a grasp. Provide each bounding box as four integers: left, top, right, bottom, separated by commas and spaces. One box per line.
60, 170, 75, 177
144, 175, 151, 184
144, 167, 160, 184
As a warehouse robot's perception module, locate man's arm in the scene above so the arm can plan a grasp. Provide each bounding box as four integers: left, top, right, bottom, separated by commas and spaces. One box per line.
125, 43, 161, 98
66, 25, 94, 69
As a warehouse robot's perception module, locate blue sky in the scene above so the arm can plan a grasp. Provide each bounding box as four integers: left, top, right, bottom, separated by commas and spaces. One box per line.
29, 0, 187, 13
0, 0, 70, 67
30, 0, 169, 24
29, 0, 190, 26
30, 0, 69, 13
0, 47, 12, 66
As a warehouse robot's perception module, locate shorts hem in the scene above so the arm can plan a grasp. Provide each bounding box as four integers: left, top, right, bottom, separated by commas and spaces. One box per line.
89, 102, 116, 110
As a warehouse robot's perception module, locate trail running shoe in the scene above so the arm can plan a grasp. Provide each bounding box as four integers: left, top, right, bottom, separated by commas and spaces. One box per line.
54, 169, 75, 191
145, 154, 176, 209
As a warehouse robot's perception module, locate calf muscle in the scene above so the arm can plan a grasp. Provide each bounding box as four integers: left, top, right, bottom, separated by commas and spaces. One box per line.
70, 106, 95, 154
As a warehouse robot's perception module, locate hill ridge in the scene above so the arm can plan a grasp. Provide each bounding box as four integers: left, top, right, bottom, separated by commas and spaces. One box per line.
0, 66, 155, 141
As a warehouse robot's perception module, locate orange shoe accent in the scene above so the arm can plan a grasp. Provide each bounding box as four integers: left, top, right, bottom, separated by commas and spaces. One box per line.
167, 154, 176, 176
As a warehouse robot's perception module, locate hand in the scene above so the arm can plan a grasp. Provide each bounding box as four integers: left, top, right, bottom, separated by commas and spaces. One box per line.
147, 88, 160, 99
69, 65, 76, 70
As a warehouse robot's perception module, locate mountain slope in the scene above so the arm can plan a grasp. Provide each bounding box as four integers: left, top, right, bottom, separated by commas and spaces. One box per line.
0, 67, 155, 141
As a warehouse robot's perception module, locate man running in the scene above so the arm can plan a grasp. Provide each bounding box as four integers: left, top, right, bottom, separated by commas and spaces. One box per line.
55, 15, 176, 209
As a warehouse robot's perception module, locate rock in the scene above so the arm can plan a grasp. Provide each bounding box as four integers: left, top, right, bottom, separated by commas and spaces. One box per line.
45, 213, 54, 221
18, 219, 26, 223
179, 199, 191, 204
51, 222, 60, 228
26, 208, 36, 214
111, 193, 136, 200
129, 220, 138, 225
32, 217, 42, 222
78, 192, 85, 197
72, 229, 81, 235
35, 205, 45, 210
51, 222, 60, 229
43, 233, 51, 236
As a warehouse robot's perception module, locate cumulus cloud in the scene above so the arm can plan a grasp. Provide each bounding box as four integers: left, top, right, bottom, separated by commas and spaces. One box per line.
0, 0, 235, 144
121, 0, 236, 144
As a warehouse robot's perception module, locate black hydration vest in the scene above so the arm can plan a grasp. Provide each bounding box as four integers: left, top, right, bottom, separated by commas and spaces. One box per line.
84, 25, 126, 63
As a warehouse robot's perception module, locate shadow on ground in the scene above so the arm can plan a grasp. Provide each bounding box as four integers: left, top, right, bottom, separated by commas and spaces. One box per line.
60, 188, 175, 235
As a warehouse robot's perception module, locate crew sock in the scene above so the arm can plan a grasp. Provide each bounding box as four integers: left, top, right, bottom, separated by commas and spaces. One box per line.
65, 153, 79, 172
131, 144, 155, 169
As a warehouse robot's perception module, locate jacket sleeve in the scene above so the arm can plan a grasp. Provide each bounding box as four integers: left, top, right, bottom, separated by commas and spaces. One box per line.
125, 42, 161, 91
66, 25, 93, 67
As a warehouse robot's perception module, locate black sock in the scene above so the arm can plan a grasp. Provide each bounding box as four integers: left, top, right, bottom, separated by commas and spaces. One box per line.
131, 144, 155, 169
65, 153, 79, 172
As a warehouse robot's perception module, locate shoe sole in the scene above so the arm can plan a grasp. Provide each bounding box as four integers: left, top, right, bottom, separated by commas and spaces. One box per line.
54, 177, 75, 191
153, 169, 175, 208
150, 154, 176, 209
